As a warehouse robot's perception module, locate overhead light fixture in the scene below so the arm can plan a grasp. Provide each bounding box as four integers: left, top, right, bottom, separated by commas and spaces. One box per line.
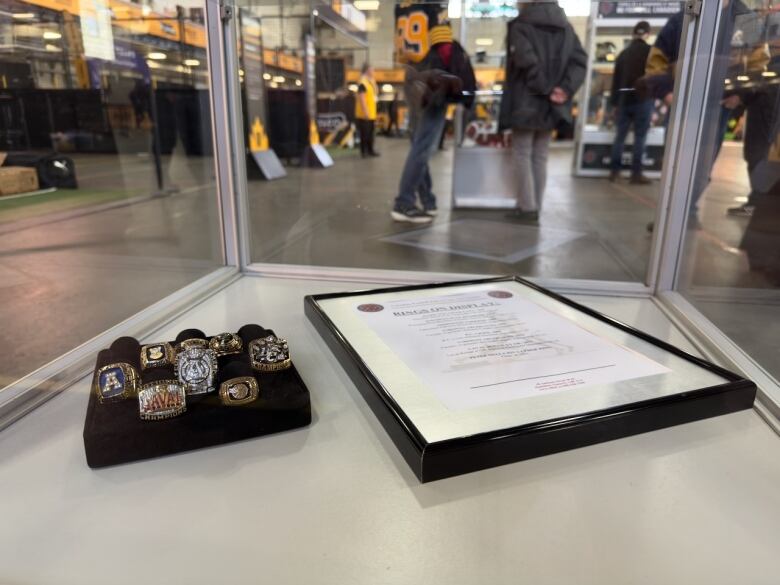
354, 0, 379, 10
724, 78, 731, 84
492, 84, 502, 91
142, 5, 151, 16
381, 83, 393, 93
239, 69, 245, 76
270, 82, 279, 88
184, 59, 200, 67
475, 38, 493, 46
45, 44, 61, 52
272, 75, 285, 83
312, 9, 318, 16
43, 31, 62, 40
737, 75, 750, 82
295, 79, 302, 87
148, 52, 167, 60
146, 60, 161, 68
348, 84, 358, 92
606, 53, 616, 62
12, 12, 36, 19
263, 73, 271, 80
762, 71, 777, 78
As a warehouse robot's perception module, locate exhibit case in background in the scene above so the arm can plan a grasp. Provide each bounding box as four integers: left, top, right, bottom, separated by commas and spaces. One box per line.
1, 0, 780, 582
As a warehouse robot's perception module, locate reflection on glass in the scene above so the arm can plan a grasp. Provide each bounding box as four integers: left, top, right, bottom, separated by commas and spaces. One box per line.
678, 0, 780, 382
0, 1, 223, 388
239, 1, 684, 283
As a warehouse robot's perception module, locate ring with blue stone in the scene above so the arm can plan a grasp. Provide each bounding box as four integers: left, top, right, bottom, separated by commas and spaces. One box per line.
94, 363, 139, 403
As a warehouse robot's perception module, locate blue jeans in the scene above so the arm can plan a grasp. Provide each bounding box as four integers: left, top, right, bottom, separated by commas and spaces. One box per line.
394, 103, 447, 211
610, 100, 653, 175
690, 104, 732, 212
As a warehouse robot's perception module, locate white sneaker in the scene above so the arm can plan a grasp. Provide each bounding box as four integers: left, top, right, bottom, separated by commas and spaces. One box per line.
391, 208, 434, 224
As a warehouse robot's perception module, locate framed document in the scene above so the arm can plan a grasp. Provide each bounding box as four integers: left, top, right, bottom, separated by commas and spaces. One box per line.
305, 277, 755, 483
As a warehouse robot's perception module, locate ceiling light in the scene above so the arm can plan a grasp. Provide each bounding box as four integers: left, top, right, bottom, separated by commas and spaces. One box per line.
762, 71, 777, 78
148, 52, 167, 60
273, 75, 285, 83
270, 82, 279, 88
475, 38, 493, 46
737, 75, 749, 82
45, 44, 61, 52
184, 59, 200, 67
348, 84, 358, 92
239, 69, 245, 76
43, 31, 62, 40
354, 0, 380, 10
381, 84, 393, 93
295, 79, 302, 86
146, 60, 160, 68
263, 73, 271, 80
12, 12, 36, 19
492, 84, 502, 91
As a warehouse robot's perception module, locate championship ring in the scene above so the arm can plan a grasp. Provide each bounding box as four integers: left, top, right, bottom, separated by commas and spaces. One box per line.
140, 342, 174, 370
175, 346, 217, 395
219, 376, 259, 406
208, 332, 243, 357
138, 380, 186, 420
249, 335, 291, 372
94, 363, 139, 403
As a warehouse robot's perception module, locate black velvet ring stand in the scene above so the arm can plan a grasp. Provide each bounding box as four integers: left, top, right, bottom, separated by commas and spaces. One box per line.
83, 325, 311, 468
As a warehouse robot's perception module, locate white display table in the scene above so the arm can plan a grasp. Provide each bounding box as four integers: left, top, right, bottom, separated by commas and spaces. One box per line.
1, 276, 778, 584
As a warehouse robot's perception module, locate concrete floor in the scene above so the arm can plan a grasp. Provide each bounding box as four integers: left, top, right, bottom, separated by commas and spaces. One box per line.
0, 138, 777, 386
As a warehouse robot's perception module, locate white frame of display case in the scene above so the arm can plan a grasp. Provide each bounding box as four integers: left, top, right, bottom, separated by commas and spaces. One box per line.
0, 0, 777, 430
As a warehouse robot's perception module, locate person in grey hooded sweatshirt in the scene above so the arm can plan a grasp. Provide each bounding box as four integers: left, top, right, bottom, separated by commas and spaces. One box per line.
499, 0, 587, 223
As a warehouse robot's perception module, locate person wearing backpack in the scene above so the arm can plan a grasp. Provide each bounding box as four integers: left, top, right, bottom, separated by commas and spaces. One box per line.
499, 0, 587, 223
391, 1, 476, 224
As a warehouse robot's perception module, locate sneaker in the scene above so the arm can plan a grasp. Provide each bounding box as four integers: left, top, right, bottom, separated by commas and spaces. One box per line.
391, 207, 434, 224
423, 205, 438, 217
630, 174, 652, 185
505, 209, 539, 223
727, 204, 754, 217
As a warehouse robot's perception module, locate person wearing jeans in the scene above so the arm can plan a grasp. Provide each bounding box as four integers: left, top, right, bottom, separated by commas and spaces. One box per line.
392, 102, 447, 222
609, 21, 653, 184
609, 99, 653, 183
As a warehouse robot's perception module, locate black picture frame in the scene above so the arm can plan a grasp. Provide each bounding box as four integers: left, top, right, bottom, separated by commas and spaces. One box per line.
305, 276, 756, 483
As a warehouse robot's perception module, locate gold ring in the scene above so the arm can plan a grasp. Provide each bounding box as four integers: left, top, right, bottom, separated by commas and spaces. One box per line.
219, 376, 259, 406
249, 335, 292, 372
209, 332, 243, 357
138, 380, 186, 420
94, 363, 139, 403
140, 342, 175, 370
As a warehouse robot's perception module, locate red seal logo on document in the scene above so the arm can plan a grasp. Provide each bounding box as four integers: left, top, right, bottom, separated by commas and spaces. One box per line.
357, 303, 385, 312
487, 290, 513, 299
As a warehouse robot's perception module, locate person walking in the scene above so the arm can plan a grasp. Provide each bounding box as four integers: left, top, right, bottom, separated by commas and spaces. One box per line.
499, 0, 587, 223
391, 1, 475, 224
609, 21, 653, 184
355, 63, 379, 158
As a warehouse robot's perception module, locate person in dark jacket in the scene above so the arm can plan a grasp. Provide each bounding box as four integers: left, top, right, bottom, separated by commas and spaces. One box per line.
609, 21, 653, 184
499, 0, 587, 222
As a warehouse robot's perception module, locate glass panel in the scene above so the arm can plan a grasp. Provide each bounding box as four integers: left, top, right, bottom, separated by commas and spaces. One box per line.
237, 1, 685, 282
676, 0, 780, 382
0, 0, 224, 388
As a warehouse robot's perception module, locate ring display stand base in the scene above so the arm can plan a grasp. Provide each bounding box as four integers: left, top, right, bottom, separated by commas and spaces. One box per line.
84, 362, 311, 469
